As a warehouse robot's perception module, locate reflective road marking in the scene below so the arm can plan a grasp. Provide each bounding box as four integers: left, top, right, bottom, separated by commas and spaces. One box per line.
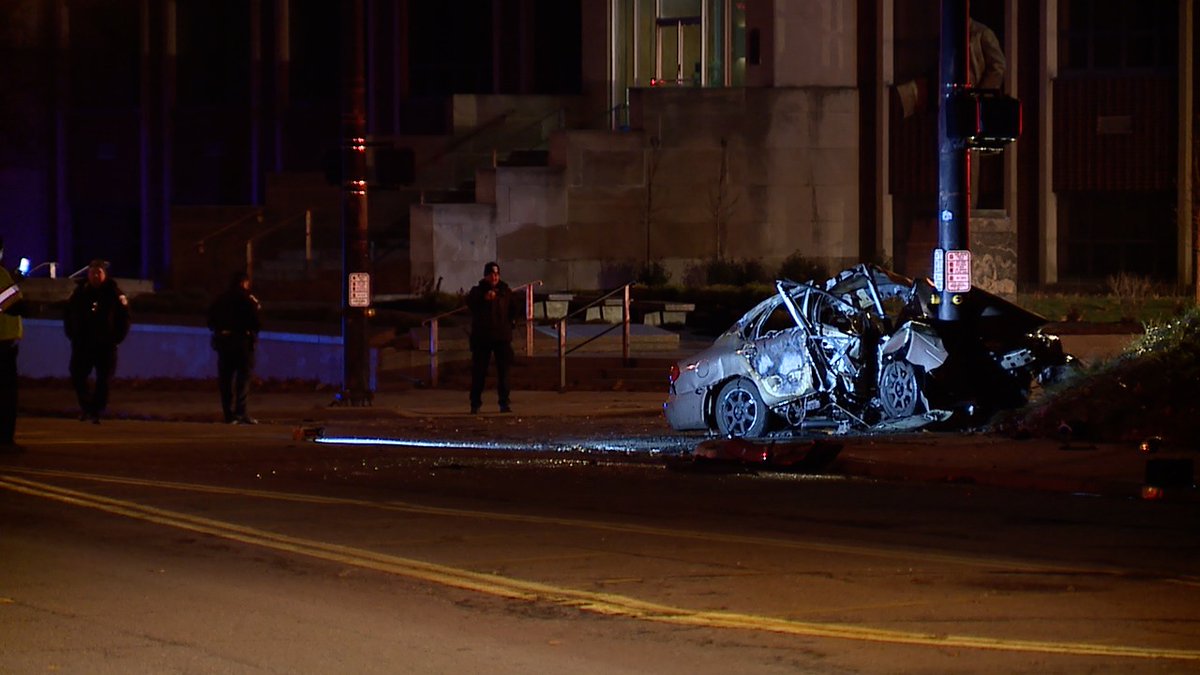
9, 467, 1190, 580
2, 472, 1197, 661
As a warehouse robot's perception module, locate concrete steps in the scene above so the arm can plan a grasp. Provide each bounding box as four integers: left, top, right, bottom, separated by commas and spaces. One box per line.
384, 354, 674, 392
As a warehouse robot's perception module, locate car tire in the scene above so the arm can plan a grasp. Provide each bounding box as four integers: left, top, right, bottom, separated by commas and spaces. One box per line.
715, 377, 769, 438
879, 359, 924, 418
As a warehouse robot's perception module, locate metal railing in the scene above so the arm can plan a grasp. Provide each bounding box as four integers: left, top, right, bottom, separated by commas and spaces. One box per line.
193, 209, 263, 255
412, 108, 515, 182
244, 209, 313, 281
192, 208, 318, 283
490, 107, 566, 164
418, 280, 636, 390
552, 283, 632, 390
420, 280, 542, 388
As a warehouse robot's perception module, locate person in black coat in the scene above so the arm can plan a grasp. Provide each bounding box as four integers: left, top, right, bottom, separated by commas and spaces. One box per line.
207, 271, 262, 424
64, 259, 131, 423
467, 261, 519, 414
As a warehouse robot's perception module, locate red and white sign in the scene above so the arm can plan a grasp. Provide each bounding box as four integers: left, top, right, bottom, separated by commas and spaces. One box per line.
944, 250, 972, 293
348, 272, 371, 308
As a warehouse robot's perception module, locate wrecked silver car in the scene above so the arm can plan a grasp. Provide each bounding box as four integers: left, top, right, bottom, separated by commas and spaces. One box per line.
664, 264, 1076, 437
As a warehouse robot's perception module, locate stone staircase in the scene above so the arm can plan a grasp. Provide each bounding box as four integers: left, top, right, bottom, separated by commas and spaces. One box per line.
386, 353, 674, 393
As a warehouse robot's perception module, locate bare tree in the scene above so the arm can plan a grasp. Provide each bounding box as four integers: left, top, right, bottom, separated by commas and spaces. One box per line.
708, 138, 740, 260
643, 135, 663, 265
1193, 123, 1199, 303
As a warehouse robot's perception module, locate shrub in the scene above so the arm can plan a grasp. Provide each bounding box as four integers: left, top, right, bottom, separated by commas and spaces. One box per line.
1106, 272, 1153, 322
635, 260, 672, 287
776, 252, 829, 283
699, 258, 770, 286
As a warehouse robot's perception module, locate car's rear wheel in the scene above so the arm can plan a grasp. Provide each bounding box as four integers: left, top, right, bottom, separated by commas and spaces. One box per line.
879, 359, 923, 418
715, 377, 769, 437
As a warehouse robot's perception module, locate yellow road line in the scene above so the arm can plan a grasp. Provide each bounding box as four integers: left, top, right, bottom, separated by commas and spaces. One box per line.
12, 466, 1188, 584
1, 474, 1197, 661
5, 467, 1181, 581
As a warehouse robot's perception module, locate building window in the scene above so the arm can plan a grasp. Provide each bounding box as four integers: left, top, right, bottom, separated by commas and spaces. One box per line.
1059, 0, 1177, 73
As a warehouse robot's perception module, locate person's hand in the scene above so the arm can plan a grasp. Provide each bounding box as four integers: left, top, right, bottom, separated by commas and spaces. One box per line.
486, 290, 496, 301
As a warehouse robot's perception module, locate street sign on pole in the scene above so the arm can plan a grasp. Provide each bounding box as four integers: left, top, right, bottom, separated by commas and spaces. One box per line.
348, 272, 371, 307
945, 249, 972, 292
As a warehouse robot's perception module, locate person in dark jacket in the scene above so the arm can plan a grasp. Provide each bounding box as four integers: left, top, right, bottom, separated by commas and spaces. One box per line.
207, 271, 262, 424
64, 259, 131, 423
467, 261, 519, 414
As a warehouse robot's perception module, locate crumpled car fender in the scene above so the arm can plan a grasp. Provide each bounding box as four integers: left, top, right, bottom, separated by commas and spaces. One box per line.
881, 322, 949, 372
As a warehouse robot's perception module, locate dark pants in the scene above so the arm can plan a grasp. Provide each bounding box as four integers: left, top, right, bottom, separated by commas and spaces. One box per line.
217, 346, 254, 421
470, 340, 514, 409
69, 342, 118, 416
0, 341, 17, 444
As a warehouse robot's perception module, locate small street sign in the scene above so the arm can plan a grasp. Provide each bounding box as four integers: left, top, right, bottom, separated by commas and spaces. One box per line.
945, 249, 972, 293
348, 272, 371, 307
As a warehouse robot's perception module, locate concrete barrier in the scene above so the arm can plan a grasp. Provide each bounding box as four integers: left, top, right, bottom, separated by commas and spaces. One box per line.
16, 318, 375, 388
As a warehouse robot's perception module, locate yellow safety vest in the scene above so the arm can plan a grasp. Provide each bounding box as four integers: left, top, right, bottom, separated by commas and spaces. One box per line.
0, 268, 22, 341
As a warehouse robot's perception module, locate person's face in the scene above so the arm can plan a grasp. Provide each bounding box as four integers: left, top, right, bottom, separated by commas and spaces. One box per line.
87, 266, 106, 286
486, 267, 500, 285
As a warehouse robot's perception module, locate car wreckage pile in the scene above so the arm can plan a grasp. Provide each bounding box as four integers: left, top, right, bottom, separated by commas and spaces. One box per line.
665, 264, 1078, 438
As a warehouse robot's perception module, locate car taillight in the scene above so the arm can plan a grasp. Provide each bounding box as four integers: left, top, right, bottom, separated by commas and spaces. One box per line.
669, 364, 680, 383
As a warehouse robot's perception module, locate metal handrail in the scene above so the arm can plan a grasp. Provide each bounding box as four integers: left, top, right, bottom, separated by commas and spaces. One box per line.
418, 280, 635, 391
490, 107, 565, 160
194, 209, 263, 254
245, 210, 313, 281
420, 280, 542, 388
558, 283, 633, 355
414, 109, 515, 174
594, 102, 630, 131
22, 261, 60, 278
553, 282, 633, 390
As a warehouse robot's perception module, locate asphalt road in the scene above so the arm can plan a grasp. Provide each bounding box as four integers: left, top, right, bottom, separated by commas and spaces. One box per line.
2, 417, 1198, 674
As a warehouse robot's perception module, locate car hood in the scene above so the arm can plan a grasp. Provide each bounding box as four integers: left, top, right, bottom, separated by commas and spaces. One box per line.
912, 278, 1050, 342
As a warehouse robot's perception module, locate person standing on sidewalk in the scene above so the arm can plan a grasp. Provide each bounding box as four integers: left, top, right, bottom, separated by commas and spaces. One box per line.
467, 261, 518, 414
207, 270, 262, 424
64, 259, 131, 424
0, 236, 28, 451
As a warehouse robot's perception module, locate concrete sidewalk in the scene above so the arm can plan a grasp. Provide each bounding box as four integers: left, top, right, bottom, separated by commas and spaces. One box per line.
15, 382, 1197, 503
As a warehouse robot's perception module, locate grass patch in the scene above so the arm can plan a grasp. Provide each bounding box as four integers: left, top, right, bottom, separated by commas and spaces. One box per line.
1016, 293, 1194, 324
999, 306, 1200, 443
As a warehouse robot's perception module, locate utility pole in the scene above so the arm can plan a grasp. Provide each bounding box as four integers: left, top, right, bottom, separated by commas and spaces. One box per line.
934, 0, 970, 321
339, 0, 373, 405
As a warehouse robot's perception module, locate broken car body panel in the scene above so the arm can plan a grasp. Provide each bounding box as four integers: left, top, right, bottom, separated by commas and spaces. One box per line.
664, 264, 1075, 438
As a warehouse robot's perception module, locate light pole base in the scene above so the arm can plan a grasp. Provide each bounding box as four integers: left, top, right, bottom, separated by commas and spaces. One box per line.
330, 389, 374, 407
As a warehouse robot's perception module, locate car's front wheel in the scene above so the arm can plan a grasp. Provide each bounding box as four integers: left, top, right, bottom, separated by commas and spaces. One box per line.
714, 377, 769, 437
879, 359, 924, 418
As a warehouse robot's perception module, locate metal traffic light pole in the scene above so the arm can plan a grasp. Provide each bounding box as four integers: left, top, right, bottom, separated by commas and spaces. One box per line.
338, 0, 373, 406
935, 0, 971, 321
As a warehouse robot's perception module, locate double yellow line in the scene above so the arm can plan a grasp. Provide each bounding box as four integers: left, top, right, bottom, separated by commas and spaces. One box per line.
1, 471, 1197, 662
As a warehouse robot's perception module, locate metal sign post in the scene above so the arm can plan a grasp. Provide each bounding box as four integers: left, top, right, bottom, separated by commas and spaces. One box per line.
339, 0, 372, 406
936, 0, 970, 321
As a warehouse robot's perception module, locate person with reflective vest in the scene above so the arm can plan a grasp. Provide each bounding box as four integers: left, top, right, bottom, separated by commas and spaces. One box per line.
0, 235, 27, 451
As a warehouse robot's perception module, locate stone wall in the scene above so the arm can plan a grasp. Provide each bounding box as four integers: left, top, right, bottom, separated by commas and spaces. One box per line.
409, 86, 863, 293
970, 209, 1017, 297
